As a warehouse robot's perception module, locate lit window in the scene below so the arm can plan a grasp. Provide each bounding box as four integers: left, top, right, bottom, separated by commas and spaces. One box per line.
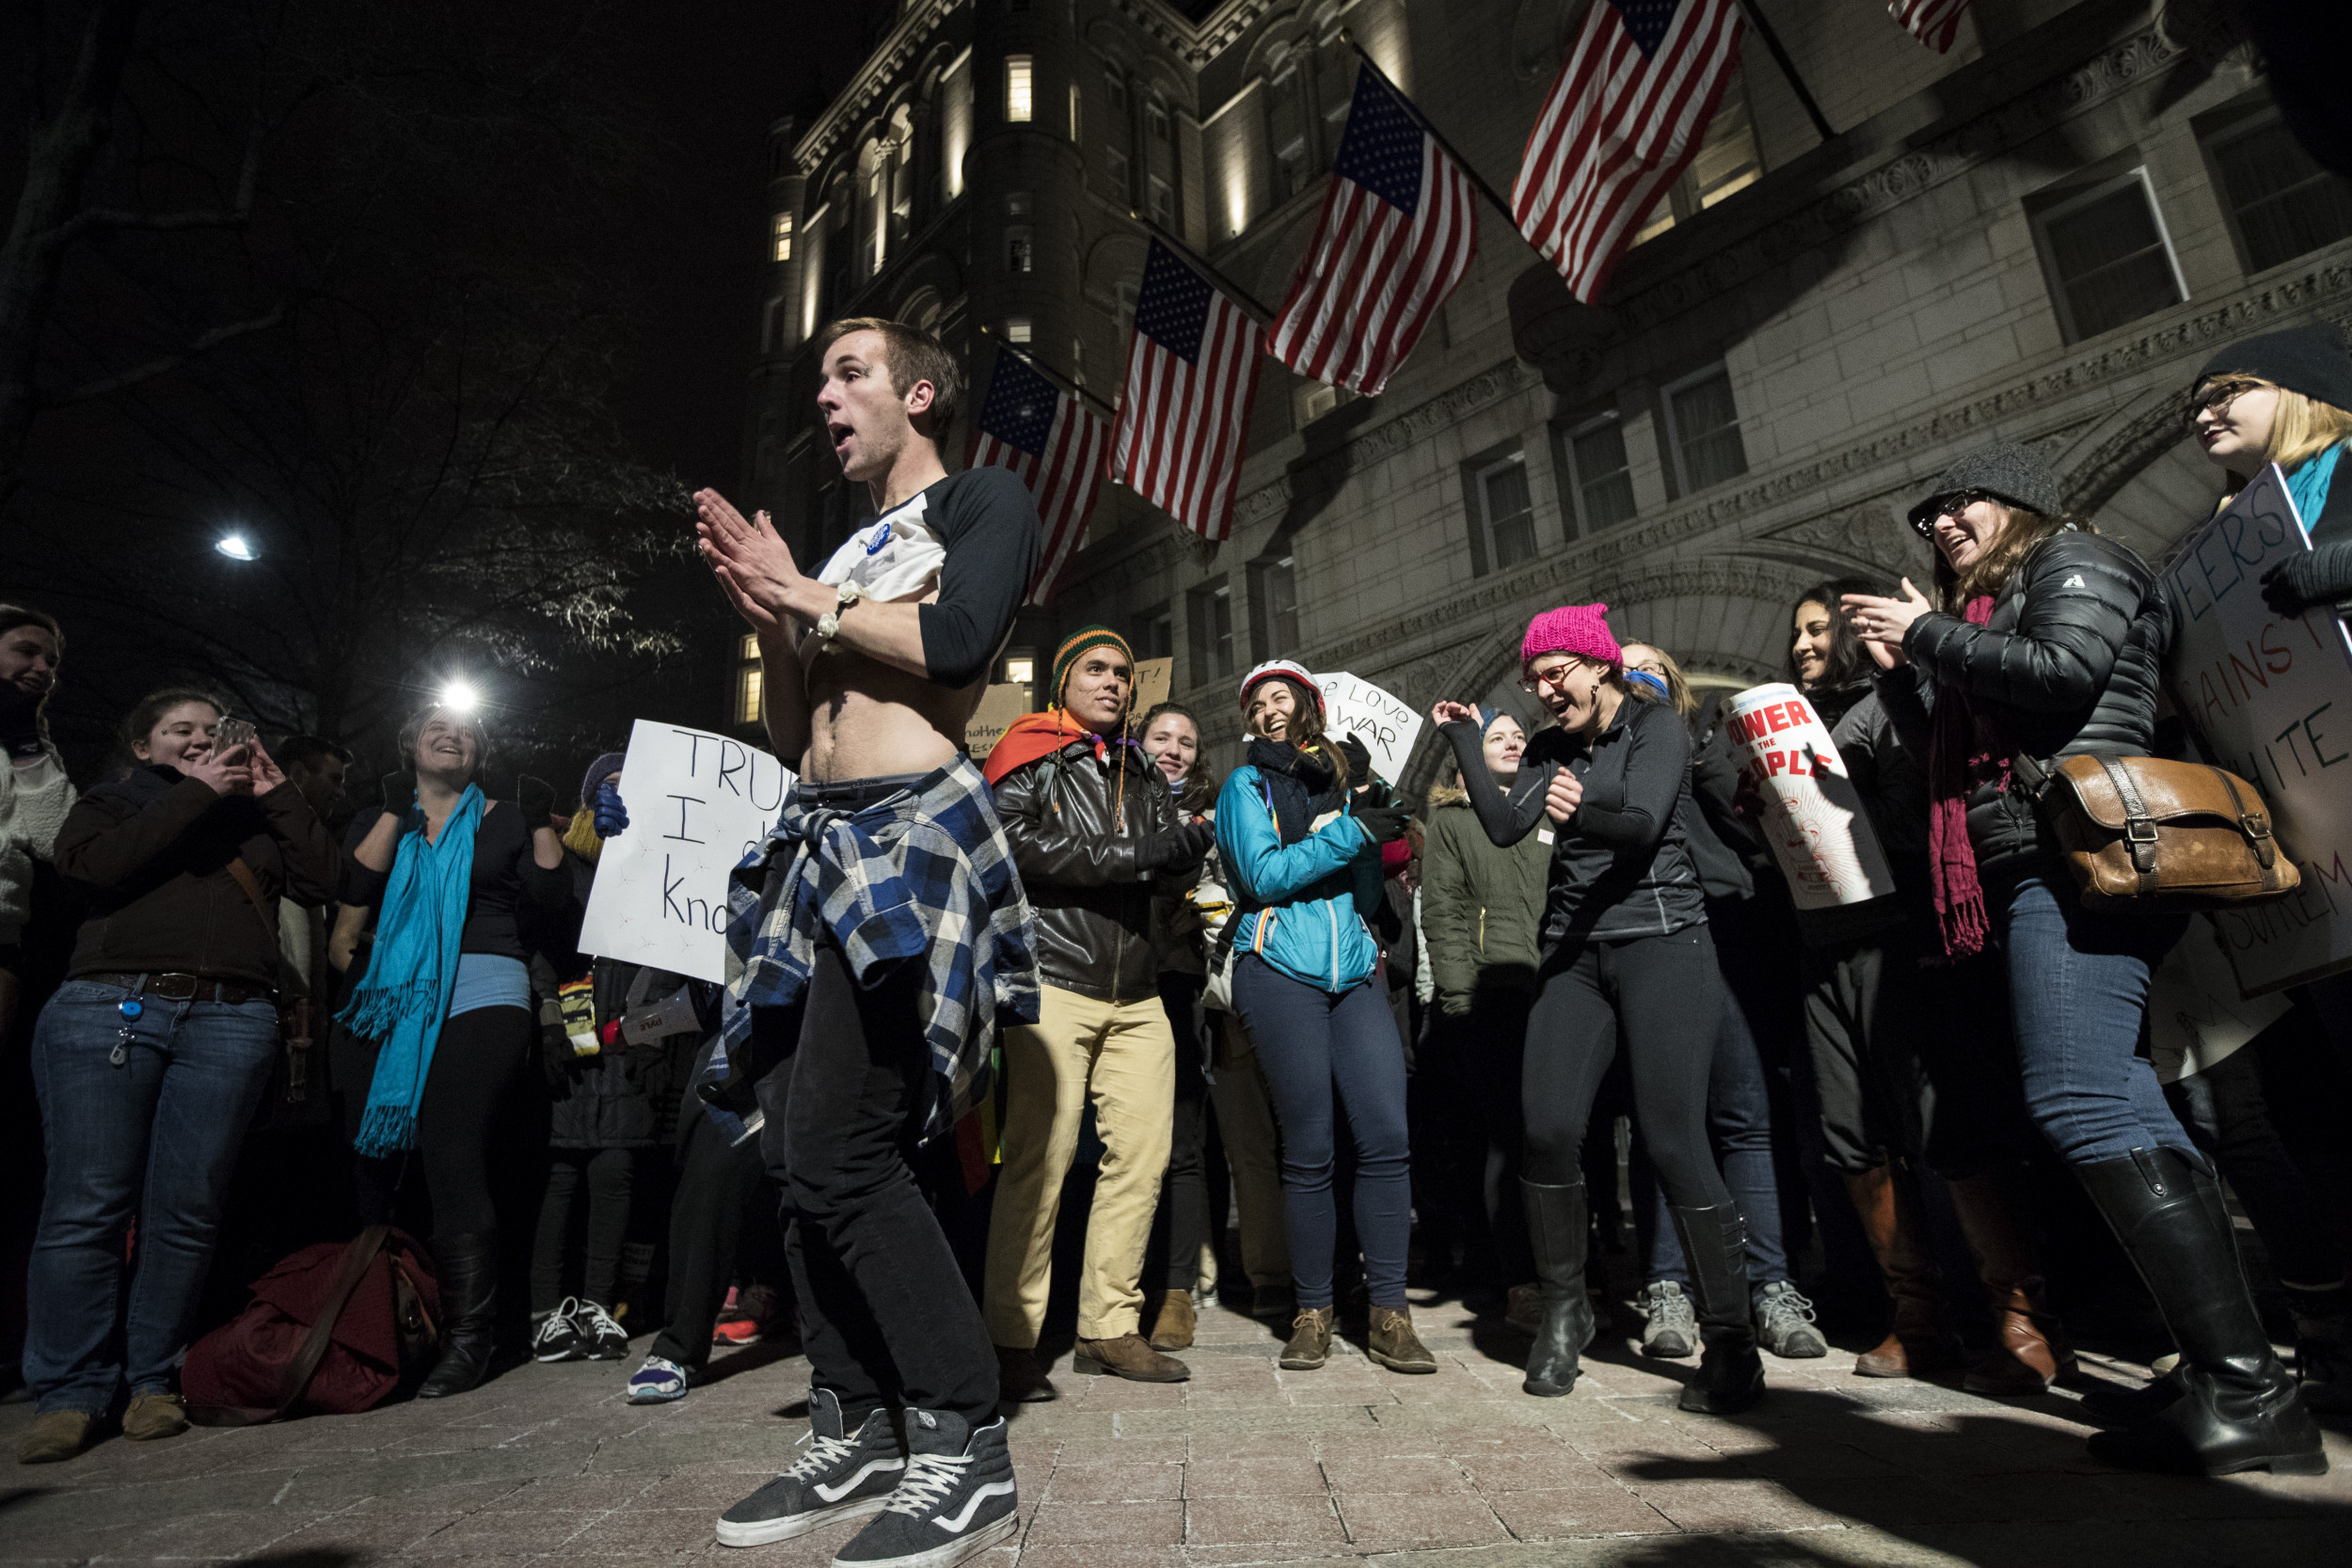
1665, 369, 1748, 492
734, 633, 763, 726
1250, 555, 1299, 657
771, 212, 794, 261
1632, 67, 1762, 245
1007, 56, 1033, 124
2207, 114, 2352, 274
1007, 227, 1034, 274
1188, 579, 1234, 684
1562, 415, 1637, 533
2030, 167, 2185, 342
1474, 451, 1536, 571
1007, 190, 1032, 216
1070, 83, 1083, 141
1007, 316, 1032, 344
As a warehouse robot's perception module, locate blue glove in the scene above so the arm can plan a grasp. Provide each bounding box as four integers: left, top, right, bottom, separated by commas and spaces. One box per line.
592, 776, 630, 838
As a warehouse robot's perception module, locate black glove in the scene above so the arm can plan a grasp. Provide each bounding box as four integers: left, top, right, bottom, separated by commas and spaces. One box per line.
1140, 819, 1216, 872
518, 773, 556, 826
0, 685, 41, 762
2259, 557, 2317, 617
380, 769, 416, 814
1337, 731, 1373, 784
1354, 802, 1411, 845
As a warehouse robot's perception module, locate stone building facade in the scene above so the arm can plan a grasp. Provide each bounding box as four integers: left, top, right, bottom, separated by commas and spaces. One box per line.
736, 0, 2352, 791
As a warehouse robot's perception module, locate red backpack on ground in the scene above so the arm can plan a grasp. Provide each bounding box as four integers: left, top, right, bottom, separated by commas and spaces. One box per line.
183, 1225, 440, 1424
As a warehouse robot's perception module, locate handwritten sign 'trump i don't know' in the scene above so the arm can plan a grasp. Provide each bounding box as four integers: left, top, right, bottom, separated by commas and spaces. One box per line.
1724, 683, 1897, 911
2162, 462, 2352, 996
578, 720, 796, 983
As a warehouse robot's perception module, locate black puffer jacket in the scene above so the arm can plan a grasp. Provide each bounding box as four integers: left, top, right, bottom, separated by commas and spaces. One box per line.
993, 736, 1199, 1003
1891, 530, 2169, 875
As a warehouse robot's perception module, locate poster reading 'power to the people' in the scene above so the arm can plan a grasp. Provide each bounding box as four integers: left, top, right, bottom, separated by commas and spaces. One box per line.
1724, 683, 1897, 911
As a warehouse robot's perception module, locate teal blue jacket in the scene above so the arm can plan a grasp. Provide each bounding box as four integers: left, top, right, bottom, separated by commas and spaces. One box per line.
1215, 764, 1384, 994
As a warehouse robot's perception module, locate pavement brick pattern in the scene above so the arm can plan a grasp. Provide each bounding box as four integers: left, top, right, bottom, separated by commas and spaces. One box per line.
4, 1300, 2346, 1565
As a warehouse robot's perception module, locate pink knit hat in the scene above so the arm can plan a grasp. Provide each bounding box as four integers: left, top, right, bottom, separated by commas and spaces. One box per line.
1521, 603, 1622, 674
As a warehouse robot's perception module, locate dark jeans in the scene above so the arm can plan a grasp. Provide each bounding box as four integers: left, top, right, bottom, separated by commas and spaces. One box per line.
340, 1005, 534, 1235
1636, 971, 1789, 1286
754, 935, 995, 1428
652, 1105, 774, 1369
1993, 873, 2190, 1166
1146, 973, 1211, 1293
532, 1147, 636, 1311
1461, 989, 1534, 1283
25, 979, 278, 1414
1230, 954, 1410, 1311
1524, 928, 1728, 1214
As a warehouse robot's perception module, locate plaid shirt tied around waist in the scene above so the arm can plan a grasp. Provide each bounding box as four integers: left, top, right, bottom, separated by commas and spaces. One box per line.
723, 754, 1040, 1145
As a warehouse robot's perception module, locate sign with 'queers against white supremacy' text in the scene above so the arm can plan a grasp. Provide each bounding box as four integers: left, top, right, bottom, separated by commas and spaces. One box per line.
2163, 462, 2352, 996
578, 720, 796, 983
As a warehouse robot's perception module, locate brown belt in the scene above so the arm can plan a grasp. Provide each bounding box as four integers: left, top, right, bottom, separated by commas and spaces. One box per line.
80, 972, 272, 1007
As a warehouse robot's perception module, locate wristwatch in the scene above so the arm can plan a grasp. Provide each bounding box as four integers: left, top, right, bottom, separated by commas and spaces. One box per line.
815, 581, 866, 649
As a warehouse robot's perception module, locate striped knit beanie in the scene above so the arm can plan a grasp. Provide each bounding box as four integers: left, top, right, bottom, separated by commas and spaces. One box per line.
1051, 625, 1135, 708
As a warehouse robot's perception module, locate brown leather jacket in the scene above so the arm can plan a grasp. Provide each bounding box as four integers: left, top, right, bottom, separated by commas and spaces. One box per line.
992, 736, 1200, 1004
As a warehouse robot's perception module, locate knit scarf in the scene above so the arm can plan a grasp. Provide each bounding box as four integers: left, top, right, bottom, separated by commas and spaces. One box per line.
1926, 596, 2010, 958
1247, 736, 1339, 845
2286, 442, 2344, 525
338, 784, 485, 1156
981, 708, 1139, 785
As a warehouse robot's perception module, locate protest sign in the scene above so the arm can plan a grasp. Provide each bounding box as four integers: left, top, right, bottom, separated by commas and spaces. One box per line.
2146, 916, 2292, 1085
1723, 683, 1897, 911
2162, 462, 2352, 995
579, 720, 793, 983
1131, 657, 1172, 718
964, 684, 1030, 759
1314, 671, 1425, 784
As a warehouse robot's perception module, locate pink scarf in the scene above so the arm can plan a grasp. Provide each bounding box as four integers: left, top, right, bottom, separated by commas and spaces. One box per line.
1926, 595, 2011, 958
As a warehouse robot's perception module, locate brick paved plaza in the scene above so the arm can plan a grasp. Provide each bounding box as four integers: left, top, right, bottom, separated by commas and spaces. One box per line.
4, 1296, 2346, 1567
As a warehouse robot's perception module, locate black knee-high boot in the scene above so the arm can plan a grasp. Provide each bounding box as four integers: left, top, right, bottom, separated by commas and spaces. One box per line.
2075, 1149, 2324, 1476
1671, 1201, 1765, 1415
419, 1232, 500, 1399
1521, 1180, 1596, 1397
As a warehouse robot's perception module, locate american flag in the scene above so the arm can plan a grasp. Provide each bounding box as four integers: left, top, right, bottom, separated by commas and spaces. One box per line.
1265, 66, 1478, 397
1113, 238, 1259, 543
968, 348, 1109, 605
1513, 0, 1745, 304
1888, 0, 1969, 53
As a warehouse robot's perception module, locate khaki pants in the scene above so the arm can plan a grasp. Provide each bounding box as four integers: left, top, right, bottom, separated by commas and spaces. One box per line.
1207, 1012, 1291, 1290
984, 984, 1174, 1344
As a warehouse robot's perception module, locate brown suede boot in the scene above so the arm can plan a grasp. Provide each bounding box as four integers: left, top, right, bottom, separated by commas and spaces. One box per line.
1368, 1307, 1437, 1373
1279, 1307, 1335, 1370
1073, 1332, 1191, 1382
1844, 1164, 1961, 1379
17, 1410, 92, 1465
994, 1344, 1059, 1403
121, 1393, 189, 1442
1148, 1289, 1197, 1351
1947, 1168, 2076, 1395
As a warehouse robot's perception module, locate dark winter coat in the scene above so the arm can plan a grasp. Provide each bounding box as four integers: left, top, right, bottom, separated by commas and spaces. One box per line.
56, 767, 341, 990
1887, 530, 2169, 877
1419, 783, 1548, 1009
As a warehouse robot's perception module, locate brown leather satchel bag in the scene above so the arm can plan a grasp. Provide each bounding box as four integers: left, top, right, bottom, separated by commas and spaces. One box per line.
2023, 754, 2300, 910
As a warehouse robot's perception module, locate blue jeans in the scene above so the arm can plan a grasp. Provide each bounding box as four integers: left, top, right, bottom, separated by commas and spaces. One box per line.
26, 980, 278, 1415
1231, 955, 1411, 1310
1635, 979, 1791, 1287
1994, 873, 2192, 1166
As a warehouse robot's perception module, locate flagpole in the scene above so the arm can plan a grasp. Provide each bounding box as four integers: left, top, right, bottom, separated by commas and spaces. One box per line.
1125, 210, 1279, 325
976, 323, 1120, 422
1338, 33, 1523, 233
1733, 0, 1836, 143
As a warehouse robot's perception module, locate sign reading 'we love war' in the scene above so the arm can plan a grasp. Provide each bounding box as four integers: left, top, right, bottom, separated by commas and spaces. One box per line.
2162, 462, 2352, 997
1723, 683, 1897, 911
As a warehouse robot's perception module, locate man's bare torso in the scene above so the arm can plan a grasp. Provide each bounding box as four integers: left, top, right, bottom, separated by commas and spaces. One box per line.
794, 591, 978, 783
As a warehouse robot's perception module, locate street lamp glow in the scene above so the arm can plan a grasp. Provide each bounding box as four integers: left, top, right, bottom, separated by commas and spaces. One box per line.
440, 679, 480, 714
215, 533, 256, 561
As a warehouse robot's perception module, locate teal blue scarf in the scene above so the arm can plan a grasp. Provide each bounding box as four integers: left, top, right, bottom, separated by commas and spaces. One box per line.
339, 784, 485, 1156
2286, 442, 2345, 529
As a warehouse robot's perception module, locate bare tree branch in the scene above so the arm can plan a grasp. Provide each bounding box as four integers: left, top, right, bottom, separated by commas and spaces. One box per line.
43, 302, 286, 406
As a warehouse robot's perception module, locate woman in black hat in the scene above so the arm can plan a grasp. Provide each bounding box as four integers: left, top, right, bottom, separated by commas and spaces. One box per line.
2188, 323, 2352, 617
1842, 442, 2321, 1478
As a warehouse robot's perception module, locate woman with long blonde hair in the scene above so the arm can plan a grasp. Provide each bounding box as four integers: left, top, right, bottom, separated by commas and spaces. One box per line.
2187, 325, 2352, 624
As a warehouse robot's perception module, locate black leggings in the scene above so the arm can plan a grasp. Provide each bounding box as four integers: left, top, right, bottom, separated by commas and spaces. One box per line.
1523, 928, 1729, 1212
532, 1148, 636, 1311
338, 1006, 533, 1235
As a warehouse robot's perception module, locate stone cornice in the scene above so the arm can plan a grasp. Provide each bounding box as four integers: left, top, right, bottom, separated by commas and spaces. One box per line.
1308, 257, 2352, 673
794, 0, 961, 171
1114, 0, 1279, 69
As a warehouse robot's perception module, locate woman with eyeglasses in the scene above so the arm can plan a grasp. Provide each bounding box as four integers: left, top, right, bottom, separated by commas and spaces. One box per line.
1842, 443, 2322, 1476
1431, 606, 1760, 1414
2188, 325, 2352, 622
